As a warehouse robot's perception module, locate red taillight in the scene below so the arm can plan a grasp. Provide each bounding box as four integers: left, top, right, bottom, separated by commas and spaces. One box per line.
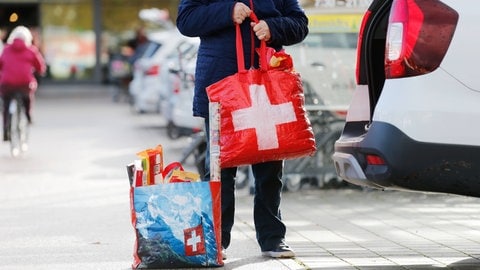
356, 10, 372, 84
334, 110, 347, 119
172, 76, 181, 94
366, 154, 386, 166
145, 65, 160, 76
192, 127, 202, 133
385, 0, 458, 78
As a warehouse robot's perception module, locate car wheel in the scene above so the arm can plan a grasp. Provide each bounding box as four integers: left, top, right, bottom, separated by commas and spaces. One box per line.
284, 174, 303, 192
235, 166, 250, 189
166, 122, 181, 139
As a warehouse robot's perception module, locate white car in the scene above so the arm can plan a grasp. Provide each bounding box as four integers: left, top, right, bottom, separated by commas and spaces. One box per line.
166, 75, 203, 139
128, 29, 193, 113
332, 0, 480, 197
161, 45, 203, 139
158, 38, 199, 120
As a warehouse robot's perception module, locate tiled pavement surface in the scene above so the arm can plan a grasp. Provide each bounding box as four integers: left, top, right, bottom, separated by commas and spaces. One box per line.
226, 188, 480, 270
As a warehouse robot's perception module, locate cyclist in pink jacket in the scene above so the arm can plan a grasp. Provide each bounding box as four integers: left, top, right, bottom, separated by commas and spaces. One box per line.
0, 26, 46, 141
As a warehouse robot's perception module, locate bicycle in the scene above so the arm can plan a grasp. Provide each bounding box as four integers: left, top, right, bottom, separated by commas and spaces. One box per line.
5, 92, 30, 157
282, 107, 346, 192
179, 130, 208, 176
179, 130, 250, 190
281, 81, 351, 191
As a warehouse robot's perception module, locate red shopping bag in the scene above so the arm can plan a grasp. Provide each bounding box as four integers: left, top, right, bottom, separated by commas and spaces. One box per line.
206, 13, 316, 168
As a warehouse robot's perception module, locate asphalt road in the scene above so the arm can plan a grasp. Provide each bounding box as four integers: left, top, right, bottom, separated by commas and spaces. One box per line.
1, 84, 480, 270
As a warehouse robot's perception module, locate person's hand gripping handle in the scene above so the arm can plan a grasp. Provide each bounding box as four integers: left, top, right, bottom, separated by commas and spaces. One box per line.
232, 2, 251, 24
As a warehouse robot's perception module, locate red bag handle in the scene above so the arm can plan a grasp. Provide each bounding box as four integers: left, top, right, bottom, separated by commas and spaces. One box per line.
235, 12, 268, 72
162, 161, 184, 179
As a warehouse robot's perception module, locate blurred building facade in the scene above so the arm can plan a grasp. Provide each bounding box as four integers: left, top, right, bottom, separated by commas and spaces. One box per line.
0, 0, 371, 84
0, 0, 180, 83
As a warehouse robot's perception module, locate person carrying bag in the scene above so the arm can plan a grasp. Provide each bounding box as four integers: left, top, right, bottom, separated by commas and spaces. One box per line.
177, 0, 310, 259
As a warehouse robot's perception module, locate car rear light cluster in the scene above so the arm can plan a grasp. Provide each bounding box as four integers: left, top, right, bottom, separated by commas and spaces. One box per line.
145, 65, 160, 76
366, 154, 386, 165
385, 0, 458, 78
172, 77, 181, 94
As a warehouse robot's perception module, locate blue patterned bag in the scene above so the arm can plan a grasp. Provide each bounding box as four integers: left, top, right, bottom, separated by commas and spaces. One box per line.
130, 181, 223, 269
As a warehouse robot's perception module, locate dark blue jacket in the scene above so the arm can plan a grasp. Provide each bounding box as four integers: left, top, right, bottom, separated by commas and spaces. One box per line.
177, 0, 309, 118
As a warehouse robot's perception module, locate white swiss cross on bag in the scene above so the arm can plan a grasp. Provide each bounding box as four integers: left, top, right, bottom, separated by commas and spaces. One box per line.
184, 224, 206, 256
231, 84, 297, 150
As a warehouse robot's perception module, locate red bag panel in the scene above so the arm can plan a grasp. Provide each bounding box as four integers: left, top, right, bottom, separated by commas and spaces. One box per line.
206, 12, 316, 168
207, 68, 316, 168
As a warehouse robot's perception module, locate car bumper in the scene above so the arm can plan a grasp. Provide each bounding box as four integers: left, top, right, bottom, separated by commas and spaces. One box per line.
333, 121, 480, 197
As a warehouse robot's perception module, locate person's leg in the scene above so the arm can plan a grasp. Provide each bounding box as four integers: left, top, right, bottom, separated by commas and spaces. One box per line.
219, 167, 237, 249
2, 92, 12, 141
24, 92, 33, 124
252, 160, 294, 257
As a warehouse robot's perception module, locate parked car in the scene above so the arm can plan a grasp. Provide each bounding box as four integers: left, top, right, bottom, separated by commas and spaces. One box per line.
158, 38, 199, 119
163, 53, 203, 139
128, 29, 193, 113
332, 0, 480, 197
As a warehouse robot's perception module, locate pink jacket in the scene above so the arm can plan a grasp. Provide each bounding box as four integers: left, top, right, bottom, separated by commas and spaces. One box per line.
0, 38, 46, 92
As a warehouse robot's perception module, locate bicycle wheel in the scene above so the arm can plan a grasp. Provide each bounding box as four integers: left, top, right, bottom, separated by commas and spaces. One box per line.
193, 140, 207, 177
314, 129, 341, 187
9, 97, 29, 157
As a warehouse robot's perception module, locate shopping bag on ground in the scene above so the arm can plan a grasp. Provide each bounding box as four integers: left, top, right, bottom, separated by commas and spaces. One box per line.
127, 149, 223, 269
206, 13, 316, 168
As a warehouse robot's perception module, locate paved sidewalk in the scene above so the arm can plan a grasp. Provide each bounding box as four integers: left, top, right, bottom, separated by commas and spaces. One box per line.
1, 83, 479, 270
224, 188, 480, 270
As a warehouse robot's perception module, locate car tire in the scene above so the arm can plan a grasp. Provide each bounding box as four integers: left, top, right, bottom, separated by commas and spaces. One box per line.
235, 166, 250, 190
166, 121, 181, 139
284, 174, 303, 192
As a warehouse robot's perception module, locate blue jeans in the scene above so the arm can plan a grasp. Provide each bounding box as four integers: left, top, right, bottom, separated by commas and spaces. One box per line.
204, 119, 287, 251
